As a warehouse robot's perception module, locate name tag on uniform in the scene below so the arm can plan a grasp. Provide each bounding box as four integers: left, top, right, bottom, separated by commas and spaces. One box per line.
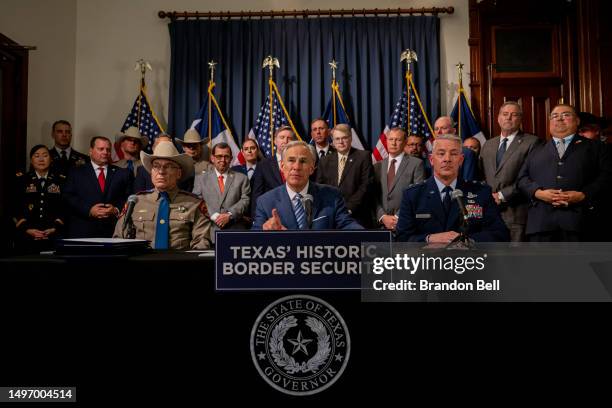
416, 213, 431, 219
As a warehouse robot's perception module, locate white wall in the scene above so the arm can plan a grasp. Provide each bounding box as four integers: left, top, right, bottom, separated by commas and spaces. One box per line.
0, 0, 77, 149
4, 0, 470, 152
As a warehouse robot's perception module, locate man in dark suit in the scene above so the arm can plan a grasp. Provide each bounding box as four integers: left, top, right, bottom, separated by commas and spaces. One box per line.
316, 124, 374, 227
252, 141, 362, 230
48, 120, 88, 177
518, 104, 612, 241
397, 135, 509, 243
374, 128, 426, 233
310, 118, 335, 164
251, 126, 295, 214
480, 101, 541, 241
62, 136, 131, 238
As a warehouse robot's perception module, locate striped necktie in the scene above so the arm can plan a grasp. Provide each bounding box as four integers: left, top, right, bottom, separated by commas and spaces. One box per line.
293, 193, 306, 229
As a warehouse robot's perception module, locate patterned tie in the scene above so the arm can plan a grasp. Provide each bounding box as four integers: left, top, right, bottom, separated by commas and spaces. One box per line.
442, 186, 453, 215
338, 156, 347, 185
154, 191, 170, 249
127, 160, 134, 174
218, 175, 225, 193
97, 167, 106, 192
496, 137, 508, 168
556, 139, 566, 158
387, 159, 397, 191
293, 193, 307, 229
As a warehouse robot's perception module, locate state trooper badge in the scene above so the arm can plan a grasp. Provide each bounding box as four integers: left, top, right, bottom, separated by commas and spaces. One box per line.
250, 295, 350, 396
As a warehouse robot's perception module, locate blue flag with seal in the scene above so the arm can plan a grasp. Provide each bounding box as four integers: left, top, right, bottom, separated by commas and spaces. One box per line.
321, 77, 365, 150
450, 87, 486, 147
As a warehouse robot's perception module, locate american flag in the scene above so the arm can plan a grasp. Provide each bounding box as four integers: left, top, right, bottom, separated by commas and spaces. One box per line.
120, 87, 164, 154
247, 94, 289, 158
322, 84, 365, 150
372, 86, 433, 162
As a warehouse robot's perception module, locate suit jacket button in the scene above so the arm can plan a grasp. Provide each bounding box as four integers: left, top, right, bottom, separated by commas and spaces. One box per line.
556, 175, 563, 179
558, 162, 563, 165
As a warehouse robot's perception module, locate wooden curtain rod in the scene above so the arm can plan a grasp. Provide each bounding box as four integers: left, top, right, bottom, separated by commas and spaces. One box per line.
158, 7, 454, 20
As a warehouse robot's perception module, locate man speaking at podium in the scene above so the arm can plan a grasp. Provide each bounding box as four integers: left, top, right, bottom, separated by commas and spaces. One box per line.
252, 141, 363, 231
396, 135, 509, 243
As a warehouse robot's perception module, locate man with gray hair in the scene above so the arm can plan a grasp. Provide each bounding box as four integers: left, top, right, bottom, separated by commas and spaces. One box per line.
252, 140, 362, 230
396, 134, 509, 243
316, 124, 374, 227
480, 101, 540, 241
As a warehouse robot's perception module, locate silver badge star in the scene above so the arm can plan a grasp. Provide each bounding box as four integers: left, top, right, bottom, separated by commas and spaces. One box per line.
287, 330, 313, 355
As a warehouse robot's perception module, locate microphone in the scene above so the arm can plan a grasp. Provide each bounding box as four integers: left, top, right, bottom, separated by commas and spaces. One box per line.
451, 189, 468, 221
302, 194, 314, 229
122, 194, 138, 236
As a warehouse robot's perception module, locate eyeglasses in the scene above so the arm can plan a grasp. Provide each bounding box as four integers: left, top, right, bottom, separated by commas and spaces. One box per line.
213, 154, 232, 161
550, 112, 575, 120
151, 163, 179, 172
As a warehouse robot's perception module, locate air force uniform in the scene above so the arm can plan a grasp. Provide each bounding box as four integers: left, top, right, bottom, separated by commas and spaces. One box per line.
396, 177, 510, 242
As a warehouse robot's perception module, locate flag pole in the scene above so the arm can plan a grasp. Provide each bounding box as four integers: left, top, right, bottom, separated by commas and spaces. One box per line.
207, 60, 217, 157
401, 49, 417, 134
134, 59, 151, 130
329, 59, 339, 126
263, 55, 280, 156
456, 62, 464, 140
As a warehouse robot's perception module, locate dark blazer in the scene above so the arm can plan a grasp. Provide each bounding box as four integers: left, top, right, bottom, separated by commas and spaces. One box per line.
251, 156, 284, 216
49, 147, 89, 178
316, 148, 374, 227
62, 164, 131, 238
252, 182, 363, 230
480, 132, 541, 224
518, 135, 612, 236
14, 171, 65, 233
396, 177, 510, 242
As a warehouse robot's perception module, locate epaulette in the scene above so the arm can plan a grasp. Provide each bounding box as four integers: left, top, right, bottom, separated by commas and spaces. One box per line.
136, 189, 155, 195
471, 180, 486, 185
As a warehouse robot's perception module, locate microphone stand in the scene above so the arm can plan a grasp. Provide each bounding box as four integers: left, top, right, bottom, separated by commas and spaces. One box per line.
123, 218, 136, 239
446, 213, 474, 250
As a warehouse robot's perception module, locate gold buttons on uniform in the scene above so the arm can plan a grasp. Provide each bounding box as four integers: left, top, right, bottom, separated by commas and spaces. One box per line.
160, 219, 166, 224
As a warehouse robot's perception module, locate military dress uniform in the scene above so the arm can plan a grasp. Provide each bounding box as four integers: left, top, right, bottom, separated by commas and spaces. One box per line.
14, 171, 66, 250
113, 188, 212, 250
49, 148, 88, 178
396, 178, 510, 242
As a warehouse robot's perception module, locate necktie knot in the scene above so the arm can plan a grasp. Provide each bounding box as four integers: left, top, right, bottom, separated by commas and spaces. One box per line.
293, 193, 306, 229
159, 191, 169, 201
556, 138, 567, 158
61, 150, 67, 160
97, 167, 106, 192
442, 186, 453, 215
319, 150, 325, 158
155, 191, 170, 249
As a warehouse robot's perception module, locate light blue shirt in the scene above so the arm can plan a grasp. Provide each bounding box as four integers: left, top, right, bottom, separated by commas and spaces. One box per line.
433, 177, 457, 202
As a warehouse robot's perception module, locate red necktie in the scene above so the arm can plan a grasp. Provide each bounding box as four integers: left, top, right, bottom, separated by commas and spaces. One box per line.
97, 167, 106, 192
218, 175, 225, 193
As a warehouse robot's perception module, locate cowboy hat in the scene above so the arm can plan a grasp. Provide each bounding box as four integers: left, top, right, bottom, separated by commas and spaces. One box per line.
116, 126, 149, 147
175, 128, 208, 145
141, 141, 194, 182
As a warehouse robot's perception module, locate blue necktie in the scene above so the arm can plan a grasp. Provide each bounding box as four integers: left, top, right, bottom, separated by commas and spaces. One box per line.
293, 193, 307, 229
127, 160, 134, 174
155, 191, 170, 249
496, 138, 508, 168
442, 186, 453, 215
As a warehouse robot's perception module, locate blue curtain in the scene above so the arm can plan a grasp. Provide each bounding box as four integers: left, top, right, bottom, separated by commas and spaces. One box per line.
168, 16, 440, 149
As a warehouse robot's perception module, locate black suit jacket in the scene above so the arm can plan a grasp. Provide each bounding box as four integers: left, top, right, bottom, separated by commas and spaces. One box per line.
62, 164, 131, 238
49, 147, 89, 178
251, 156, 284, 216
518, 135, 612, 235
316, 148, 374, 227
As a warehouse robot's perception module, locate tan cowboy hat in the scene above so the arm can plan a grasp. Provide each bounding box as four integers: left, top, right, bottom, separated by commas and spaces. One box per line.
141, 141, 194, 182
175, 128, 208, 145
116, 126, 149, 147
